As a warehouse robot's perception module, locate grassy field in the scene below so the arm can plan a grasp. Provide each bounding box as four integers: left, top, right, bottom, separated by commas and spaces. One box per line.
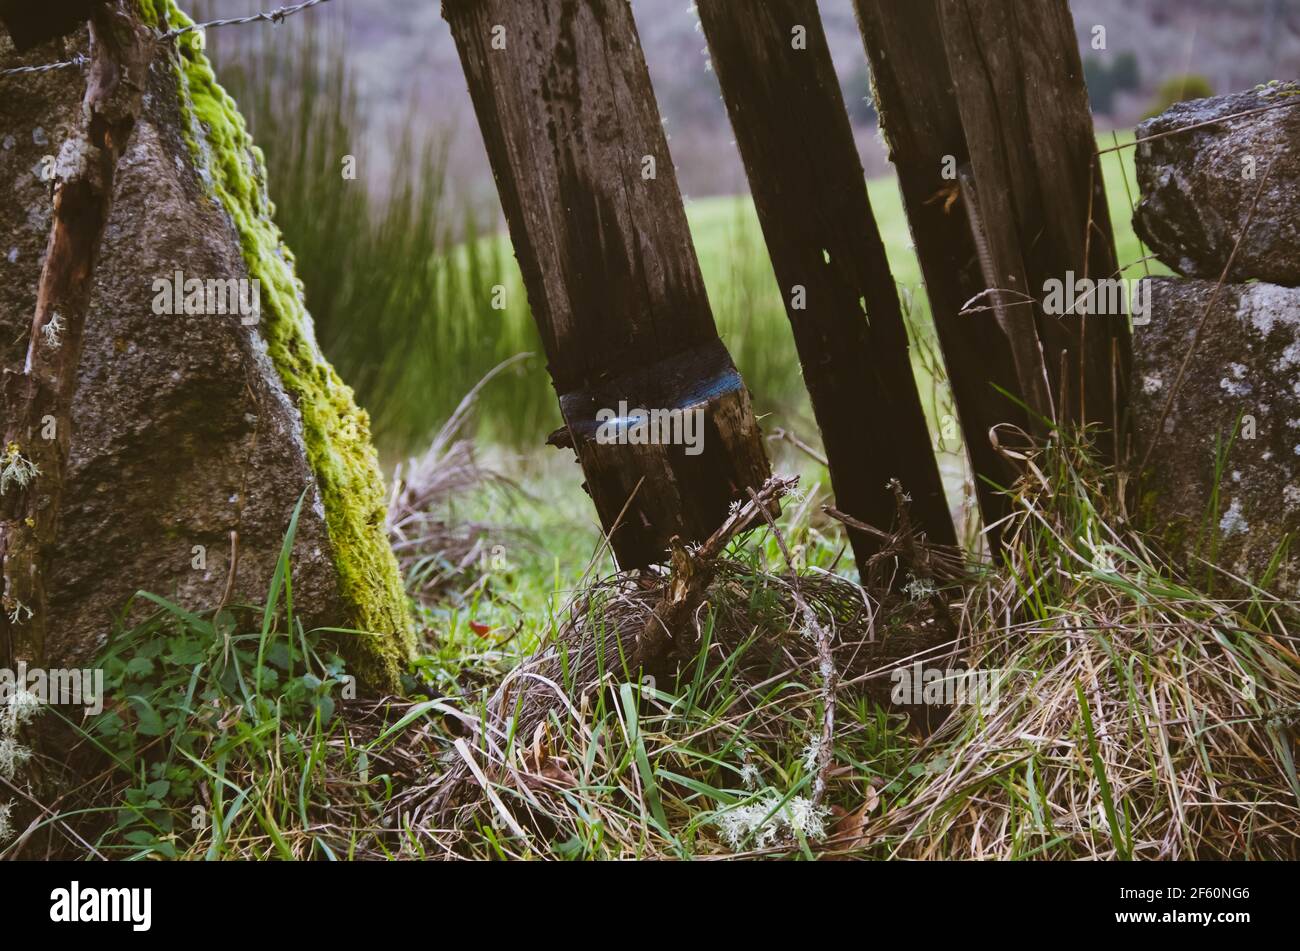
37, 429, 1300, 860
674, 132, 1163, 437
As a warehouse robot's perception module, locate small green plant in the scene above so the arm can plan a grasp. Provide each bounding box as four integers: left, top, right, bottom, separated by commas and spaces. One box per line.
1255, 79, 1300, 98
81, 497, 360, 859
1144, 73, 1214, 118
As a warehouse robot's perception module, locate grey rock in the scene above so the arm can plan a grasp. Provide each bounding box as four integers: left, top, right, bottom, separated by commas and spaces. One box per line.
1132, 277, 1300, 596
1134, 89, 1300, 286
0, 46, 345, 665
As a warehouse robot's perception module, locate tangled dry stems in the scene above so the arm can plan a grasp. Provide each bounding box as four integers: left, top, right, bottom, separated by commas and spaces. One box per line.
395, 476, 966, 851
396, 439, 1300, 859
387, 357, 531, 608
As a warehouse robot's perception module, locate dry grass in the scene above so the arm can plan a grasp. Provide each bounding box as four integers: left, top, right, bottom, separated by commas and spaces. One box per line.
383, 434, 1300, 859
386, 357, 532, 610
860, 441, 1300, 859
17, 430, 1298, 861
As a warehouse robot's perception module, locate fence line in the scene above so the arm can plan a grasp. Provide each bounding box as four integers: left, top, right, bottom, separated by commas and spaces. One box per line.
0, 0, 340, 78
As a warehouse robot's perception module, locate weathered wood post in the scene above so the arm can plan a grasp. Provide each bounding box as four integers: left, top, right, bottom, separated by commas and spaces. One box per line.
851, 0, 1027, 549
937, 0, 1132, 461
443, 0, 770, 568
696, 0, 956, 569
855, 0, 1132, 552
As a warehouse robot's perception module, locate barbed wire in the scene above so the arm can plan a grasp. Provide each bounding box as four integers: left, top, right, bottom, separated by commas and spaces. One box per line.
0, 0, 338, 78
160, 0, 336, 39
0, 53, 89, 77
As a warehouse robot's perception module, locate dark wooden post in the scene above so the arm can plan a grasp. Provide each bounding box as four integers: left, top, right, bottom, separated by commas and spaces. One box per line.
851, 0, 1026, 549
937, 0, 1132, 460
443, 0, 770, 569
696, 0, 955, 569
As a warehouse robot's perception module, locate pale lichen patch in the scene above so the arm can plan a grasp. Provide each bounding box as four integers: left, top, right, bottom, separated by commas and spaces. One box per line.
1240, 282, 1300, 336
1219, 498, 1249, 537
54, 133, 92, 182
1219, 376, 1251, 397
1284, 484, 1300, 513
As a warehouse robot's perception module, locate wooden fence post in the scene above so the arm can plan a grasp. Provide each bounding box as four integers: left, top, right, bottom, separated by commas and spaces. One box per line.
443, 0, 770, 569
851, 0, 1026, 549
697, 0, 956, 570
937, 0, 1132, 461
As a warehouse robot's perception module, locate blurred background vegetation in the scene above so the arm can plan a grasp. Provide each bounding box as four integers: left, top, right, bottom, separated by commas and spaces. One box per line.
190, 0, 1290, 461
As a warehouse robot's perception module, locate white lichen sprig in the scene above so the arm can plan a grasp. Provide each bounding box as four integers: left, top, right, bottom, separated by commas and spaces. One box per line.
801, 734, 826, 773
0, 734, 33, 783
743, 475, 838, 811
40, 312, 63, 349
0, 687, 44, 844
716, 791, 829, 852
903, 574, 938, 603
5, 600, 33, 626
2, 688, 42, 735
0, 442, 40, 496
0, 687, 42, 780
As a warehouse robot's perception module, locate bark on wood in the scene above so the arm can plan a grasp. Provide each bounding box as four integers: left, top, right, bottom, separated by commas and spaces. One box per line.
0, 2, 153, 667
697, 0, 956, 572
444, 0, 770, 569
851, 0, 1025, 549
937, 0, 1132, 461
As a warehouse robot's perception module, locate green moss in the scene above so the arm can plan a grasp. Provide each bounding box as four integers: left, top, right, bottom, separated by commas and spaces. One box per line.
139, 1, 414, 688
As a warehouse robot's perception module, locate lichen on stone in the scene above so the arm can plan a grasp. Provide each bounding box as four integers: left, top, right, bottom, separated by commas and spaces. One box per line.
1218, 498, 1249, 538
1239, 283, 1300, 336
137, 1, 414, 687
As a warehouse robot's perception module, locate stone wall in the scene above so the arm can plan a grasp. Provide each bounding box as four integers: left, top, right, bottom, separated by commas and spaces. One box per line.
1131, 87, 1300, 596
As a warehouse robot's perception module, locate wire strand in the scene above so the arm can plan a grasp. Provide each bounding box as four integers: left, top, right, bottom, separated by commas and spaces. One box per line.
0, 54, 89, 77
0, 0, 339, 78
160, 0, 336, 40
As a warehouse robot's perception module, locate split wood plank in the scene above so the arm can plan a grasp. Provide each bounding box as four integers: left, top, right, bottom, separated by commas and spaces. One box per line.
698, 0, 956, 570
